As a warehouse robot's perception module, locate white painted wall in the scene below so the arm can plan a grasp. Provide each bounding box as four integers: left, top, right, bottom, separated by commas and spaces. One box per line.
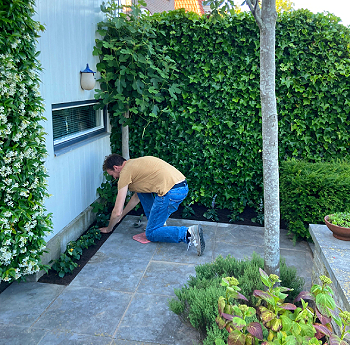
34, 0, 111, 242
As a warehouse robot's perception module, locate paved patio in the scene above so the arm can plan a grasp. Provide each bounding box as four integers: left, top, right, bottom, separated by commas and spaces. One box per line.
0, 215, 313, 345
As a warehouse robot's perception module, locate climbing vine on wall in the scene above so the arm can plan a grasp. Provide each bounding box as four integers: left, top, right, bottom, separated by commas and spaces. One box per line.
0, 1, 52, 283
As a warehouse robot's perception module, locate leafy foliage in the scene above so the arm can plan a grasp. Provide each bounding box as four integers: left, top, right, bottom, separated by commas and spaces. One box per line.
94, 8, 350, 220
280, 160, 350, 240
327, 212, 350, 228
217, 272, 350, 345
181, 204, 196, 219
168, 253, 304, 343
91, 172, 119, 227
93, 1, 181, 134
0, 0, 52, 283
51, 226, 102, 278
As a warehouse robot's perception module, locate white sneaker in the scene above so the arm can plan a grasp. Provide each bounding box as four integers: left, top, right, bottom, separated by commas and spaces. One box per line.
187, 225, 205, 256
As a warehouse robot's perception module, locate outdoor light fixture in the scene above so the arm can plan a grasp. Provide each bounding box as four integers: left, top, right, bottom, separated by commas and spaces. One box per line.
80, 64, 96, 90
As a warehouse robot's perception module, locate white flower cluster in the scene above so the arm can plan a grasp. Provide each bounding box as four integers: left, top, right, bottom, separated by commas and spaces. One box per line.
0, 211, 48, 280
0, 50, 52, 283
10, 39, 21, 49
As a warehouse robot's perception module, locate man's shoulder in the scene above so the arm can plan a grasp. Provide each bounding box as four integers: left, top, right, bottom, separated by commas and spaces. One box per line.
130, 156, 164, 163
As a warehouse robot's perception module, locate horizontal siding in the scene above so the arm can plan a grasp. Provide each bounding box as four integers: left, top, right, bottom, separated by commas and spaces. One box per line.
34, 0, 112, 240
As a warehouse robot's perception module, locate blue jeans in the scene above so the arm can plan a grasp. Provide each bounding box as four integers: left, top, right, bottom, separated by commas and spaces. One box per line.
137, 185, 189, 243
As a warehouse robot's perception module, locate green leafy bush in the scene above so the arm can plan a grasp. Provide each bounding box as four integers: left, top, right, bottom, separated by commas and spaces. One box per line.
95, 7, 350, 216
216, 272, 350, 345
168, 253, 304, 342
91, 172, 119, 227
0, 0, 52, 283
51, 226, 101, 278
280, 160, 350, 240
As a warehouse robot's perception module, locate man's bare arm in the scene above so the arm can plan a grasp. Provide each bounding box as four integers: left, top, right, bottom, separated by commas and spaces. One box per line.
100, 185, 128, 233
120, 193, 140, 218
100, 188, 141, 233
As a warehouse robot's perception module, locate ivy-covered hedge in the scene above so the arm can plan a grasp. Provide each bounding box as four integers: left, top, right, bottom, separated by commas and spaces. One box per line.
94, 8, 350, 226
0, 1, 52, 283
280, 160, 350, 240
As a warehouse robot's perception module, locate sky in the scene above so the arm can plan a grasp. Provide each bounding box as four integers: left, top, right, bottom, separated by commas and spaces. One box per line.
288, 0, 350, 26
240, 0, 350, 27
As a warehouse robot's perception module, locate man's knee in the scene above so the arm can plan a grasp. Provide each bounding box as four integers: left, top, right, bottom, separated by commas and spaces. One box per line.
145, 227, 156, 242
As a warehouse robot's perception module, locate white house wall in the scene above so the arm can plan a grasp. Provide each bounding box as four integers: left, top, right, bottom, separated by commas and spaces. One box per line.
34, 0, 111, 242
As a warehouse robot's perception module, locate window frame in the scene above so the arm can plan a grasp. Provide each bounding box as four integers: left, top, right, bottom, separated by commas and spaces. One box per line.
52, 100, 107, 152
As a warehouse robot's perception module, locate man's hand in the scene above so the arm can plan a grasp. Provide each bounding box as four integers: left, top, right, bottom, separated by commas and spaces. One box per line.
99, 227, 112, 234
99, 187, 140, 235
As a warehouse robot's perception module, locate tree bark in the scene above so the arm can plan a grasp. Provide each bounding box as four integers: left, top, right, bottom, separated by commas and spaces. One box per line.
121, 109, 130, 160
245, 0, 280, 276
260, 0, 280, 276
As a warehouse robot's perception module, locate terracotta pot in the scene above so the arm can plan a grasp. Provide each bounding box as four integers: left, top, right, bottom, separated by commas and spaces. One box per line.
324, 215, 350, 241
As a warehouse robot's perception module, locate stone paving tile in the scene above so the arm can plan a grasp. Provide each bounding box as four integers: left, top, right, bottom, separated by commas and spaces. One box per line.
280, 248, 313, 290
137, 261, 196, 296
113, 341, 165, 345
279, 228, 311, 251
215, 224, 264, 245
38, 330, 115, 345
97, 232, 158, 259
115, 293, 199, 345
321, 246, 350, 301
0, 324, 46, 345
215, 225, 311, 254
33, 286, 131, 337
69, 255, 149, 293
214, 240, 265, 261
0, 282, 65, 327
166, 218, 200, 226
311, 224, 350, 250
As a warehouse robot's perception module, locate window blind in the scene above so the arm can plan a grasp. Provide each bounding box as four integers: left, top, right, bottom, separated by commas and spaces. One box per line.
53, 104, 102, 143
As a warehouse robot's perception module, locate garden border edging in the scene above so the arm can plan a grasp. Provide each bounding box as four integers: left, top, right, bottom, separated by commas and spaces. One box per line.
25, 205, 96, 282
309, 224, 350, 333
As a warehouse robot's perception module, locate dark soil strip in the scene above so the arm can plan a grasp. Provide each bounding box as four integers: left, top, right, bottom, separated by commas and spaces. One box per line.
38, 230, 113, 286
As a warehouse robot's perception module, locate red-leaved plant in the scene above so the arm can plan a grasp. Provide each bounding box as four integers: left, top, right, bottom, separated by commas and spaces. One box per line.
215, 269, 350, 345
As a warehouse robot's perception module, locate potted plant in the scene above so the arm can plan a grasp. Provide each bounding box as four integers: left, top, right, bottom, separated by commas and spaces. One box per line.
324, 212, 350, 241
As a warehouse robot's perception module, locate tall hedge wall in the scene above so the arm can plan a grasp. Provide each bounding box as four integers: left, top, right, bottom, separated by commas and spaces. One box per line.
95, 9, 350, 212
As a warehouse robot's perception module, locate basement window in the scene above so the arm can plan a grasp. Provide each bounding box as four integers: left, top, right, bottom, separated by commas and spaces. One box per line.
52, 100, 107, 152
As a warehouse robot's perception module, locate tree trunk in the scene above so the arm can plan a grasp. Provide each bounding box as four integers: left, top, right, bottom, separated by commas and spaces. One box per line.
121, 109, 130, 160
260, 0, 280, 276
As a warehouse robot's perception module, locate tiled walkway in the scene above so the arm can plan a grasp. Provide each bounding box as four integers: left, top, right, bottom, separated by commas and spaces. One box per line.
0, 216, 313, 345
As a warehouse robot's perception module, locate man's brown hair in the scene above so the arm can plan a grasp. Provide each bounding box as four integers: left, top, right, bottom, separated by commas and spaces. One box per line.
102, 154, 126, 171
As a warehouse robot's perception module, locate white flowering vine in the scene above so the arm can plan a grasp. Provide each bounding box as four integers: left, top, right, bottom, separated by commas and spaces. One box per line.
0, 1, 52, 283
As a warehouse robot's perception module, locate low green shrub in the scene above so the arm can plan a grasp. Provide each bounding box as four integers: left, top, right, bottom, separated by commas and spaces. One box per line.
51, 225, 101, 278
168, 253, 304, 342
327, 212, 350, 228
91, 173, 118, 227
216, 272, 350, 345
280, 160, 350, 240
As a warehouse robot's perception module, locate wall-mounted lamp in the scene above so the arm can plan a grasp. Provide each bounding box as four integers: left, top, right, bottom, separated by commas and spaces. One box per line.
80, 64, 96, 90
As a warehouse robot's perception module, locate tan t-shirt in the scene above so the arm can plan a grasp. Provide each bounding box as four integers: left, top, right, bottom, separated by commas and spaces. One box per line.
118, 156, 186, 196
